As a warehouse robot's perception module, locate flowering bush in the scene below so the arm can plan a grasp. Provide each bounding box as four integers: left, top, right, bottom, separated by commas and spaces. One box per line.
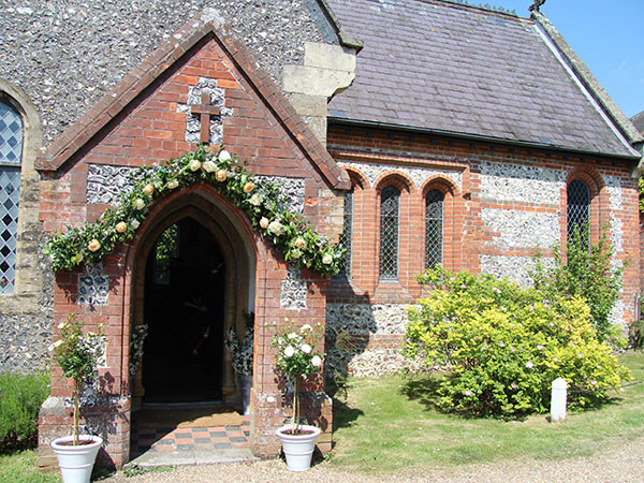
271, 321, 323, 432
50, 315, 104, 444
225, 324, 254, 376
44, 145, 345, 276
404, 267, 631, 418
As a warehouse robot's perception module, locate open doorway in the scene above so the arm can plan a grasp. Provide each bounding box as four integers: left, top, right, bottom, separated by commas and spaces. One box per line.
142, 217, 225, 403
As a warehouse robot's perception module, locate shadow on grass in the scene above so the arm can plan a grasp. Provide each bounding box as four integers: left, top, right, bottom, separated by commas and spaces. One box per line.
399, 372, 443, 411
333, 398, 365, 432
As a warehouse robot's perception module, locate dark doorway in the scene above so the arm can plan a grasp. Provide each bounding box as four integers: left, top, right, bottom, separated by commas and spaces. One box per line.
142, 217, 225, 403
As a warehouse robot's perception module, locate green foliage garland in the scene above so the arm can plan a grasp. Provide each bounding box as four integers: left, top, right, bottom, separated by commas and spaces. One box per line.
44, 145, 345, 276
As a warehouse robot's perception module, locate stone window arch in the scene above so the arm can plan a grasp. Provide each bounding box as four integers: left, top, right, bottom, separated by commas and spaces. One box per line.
0, 80, 43, 301
0, 99, 24, 293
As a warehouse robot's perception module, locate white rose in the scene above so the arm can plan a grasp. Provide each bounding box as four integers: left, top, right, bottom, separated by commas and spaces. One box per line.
134, 198, 145, 210
259, 217, 269, 229
189, 159, 201, 171
203, 160, 217, 173
290, 249, 302, 259
218, 150, 232, 162
58, 322, 68, 330
322, 253, 333, 265
131, 219, 140, 230
284, 346, 295, 358
301, 343, 311, 354
267, 221, 285, 236
167, 179, 179, 189
249, 193, 262, 206
301, 324, 312, 333
312, 355, 322, 367
287, 332, 297, 340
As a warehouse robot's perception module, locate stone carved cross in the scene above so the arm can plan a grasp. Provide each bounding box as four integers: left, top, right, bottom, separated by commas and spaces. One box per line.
190, 92, 221, 143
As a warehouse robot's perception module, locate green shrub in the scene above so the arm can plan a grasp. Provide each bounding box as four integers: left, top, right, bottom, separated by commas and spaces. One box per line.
531, 226, 623, 343
404, 267, 630, 418
0, 372, 50, 453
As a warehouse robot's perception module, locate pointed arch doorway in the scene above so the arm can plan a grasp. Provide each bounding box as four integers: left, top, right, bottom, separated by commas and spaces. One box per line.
130, 191, 256, 410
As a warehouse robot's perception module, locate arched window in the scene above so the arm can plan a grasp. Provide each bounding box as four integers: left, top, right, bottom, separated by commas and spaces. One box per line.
336, 188, 353, 280
0, 101, 23, 294
567, 179, 590, 247
379, 186, 400, 280
425, 189, 444, 269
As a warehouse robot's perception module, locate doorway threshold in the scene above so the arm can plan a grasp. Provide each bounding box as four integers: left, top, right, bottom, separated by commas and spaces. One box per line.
142, 400, 226, 410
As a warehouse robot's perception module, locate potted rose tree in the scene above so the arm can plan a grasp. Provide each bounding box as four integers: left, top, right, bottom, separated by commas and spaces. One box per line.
49, 315, 104, 483
271, 321, 323, 472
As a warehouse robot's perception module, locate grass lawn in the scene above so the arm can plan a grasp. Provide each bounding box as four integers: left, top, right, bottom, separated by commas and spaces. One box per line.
328, 351, 644, 474
0, 450, 60, 483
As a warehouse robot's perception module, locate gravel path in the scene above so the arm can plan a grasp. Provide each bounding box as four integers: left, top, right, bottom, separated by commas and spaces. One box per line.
102, 436, 644, 482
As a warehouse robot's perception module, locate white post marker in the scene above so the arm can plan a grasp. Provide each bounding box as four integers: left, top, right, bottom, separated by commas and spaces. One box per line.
550, 377, 568, 423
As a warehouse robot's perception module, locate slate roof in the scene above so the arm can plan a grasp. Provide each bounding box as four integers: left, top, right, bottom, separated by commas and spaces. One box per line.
632, 111, 644, 135
327, 0, 639, 159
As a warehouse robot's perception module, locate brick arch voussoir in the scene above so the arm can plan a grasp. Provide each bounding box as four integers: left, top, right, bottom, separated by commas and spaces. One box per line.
343, 167, 369, 191
421, 175, 459, 199
374, 170, 414, 194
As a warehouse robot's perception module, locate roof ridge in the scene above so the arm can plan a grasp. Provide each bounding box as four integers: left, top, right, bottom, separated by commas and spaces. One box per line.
415, 0, 521, 18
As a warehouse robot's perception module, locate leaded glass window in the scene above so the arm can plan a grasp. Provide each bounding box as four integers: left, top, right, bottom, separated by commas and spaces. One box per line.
379, 186, 399, 280
425, 190, 444, 270
567, 179, 590, 247
336, 188, 353, 280
0, 101, 23, 294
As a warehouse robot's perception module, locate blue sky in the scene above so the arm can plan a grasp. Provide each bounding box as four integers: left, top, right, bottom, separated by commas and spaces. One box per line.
495, 0, 644, 118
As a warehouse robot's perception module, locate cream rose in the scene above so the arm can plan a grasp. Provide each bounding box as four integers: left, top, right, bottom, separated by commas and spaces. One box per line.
203, 160, 217, 173
259, 217, 269, 229
131, 219, 140, 230
115, 221, 127, 233
215, 169, 227, 182
143, 184, 154, 196
301, 343, 311, 354
189, 159, 201, 171
249, 193, 262, 206
294, 237, 306, 249
287, 332, 297, 340
134, 198, 145, 210
301, 324, 312, 333
267, 221, 285, 236
218, 150, 232, 162
284, 346, 295, 358
167, 179, 179, 189
243, 181, 254, 193
290, 249, 302, 259
88, 239, 101, 252
311, 355, 322, 367
58, 321, 68, 330
322, 253, 333, 265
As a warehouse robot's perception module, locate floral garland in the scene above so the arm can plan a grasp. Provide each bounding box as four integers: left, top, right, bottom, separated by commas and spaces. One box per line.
44, 145, 345, 276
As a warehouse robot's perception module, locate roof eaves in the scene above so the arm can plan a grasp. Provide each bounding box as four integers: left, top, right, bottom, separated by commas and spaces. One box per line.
532, 11, 644, 147
328, 116, 642, 162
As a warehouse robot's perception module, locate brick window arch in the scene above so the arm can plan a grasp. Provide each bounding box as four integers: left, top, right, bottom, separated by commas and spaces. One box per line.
567, 178, 590, 247
0, 100, 23, 294
379, 185, 400, 280
425, 189, 444, 269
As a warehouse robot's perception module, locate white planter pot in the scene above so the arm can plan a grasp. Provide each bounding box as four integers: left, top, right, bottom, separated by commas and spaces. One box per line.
275, 424, 321, 472
51, 435, 103, 483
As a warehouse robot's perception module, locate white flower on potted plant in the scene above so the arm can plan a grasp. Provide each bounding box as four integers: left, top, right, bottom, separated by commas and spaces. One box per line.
311, 355, 322, 367
218, 149, 232, 162
287, 332, 297, 340
189, 159, 201, 171
284, 345, 295, 358
301, 343, 311, 354
203, 160, 217, 173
